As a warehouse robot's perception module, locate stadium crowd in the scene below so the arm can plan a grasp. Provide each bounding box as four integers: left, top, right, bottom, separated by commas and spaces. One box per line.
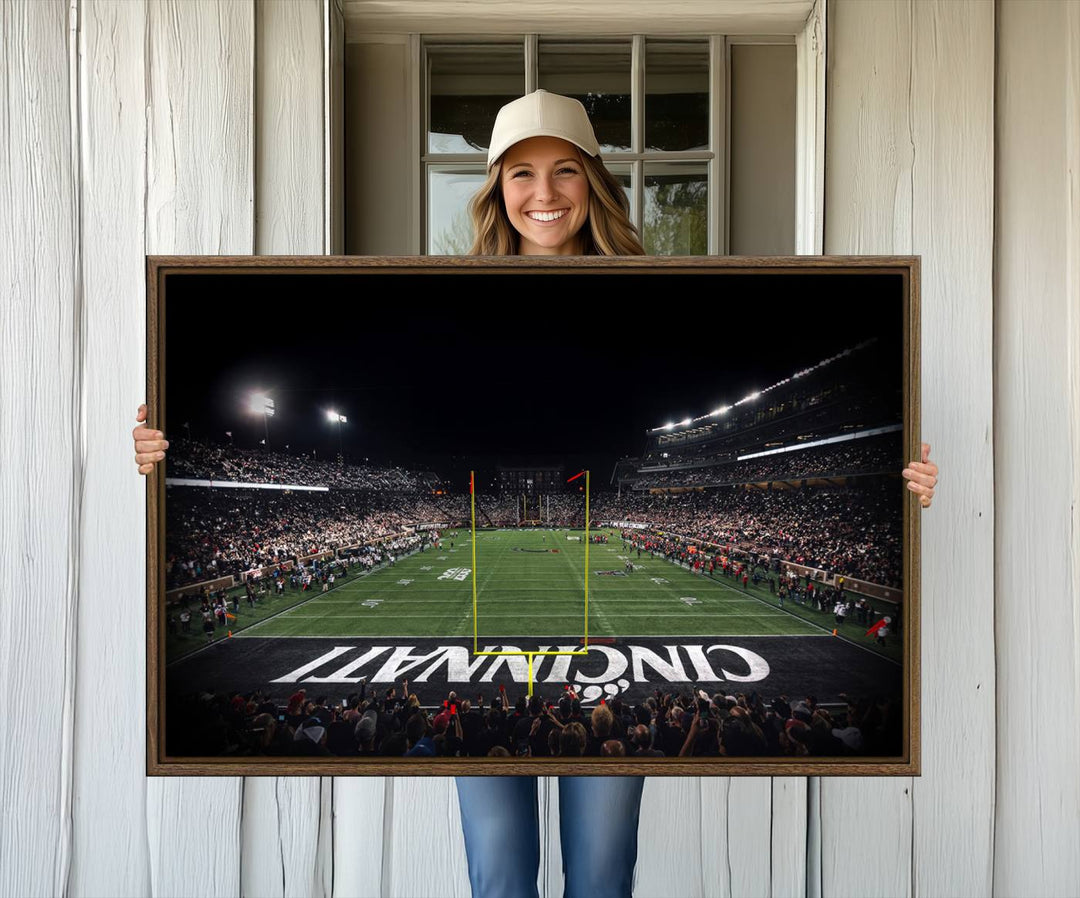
475, 495, 519, 526
531, 494, 585, 527
167, 439, 441, 491
166, 682, 901, 759
628, 434, 899, 490
165, 435, 902, 591
166, 488, 462, 589
596, 484, 901, 588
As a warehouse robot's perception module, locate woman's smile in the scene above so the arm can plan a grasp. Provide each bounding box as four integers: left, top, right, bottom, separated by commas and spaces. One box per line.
526, 208, 569, 222
500, 136, 590, 255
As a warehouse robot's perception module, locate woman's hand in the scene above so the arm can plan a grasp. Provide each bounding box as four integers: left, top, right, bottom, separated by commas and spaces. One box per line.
903, 442, 938, 508
133, 404, 169, 475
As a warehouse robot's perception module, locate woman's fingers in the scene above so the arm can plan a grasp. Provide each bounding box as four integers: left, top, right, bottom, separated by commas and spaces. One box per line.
906, 460, 939, 475
902, 465, 937, 487
905, 480, 935, 498
133, 427, 164, 444
134, 405, 167, 475
902, 462, 937, 477
904, 477, 935, 508
903, 447, 937, 509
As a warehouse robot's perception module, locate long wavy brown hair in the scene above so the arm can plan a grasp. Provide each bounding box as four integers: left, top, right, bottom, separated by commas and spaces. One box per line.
468, 147, 645, 256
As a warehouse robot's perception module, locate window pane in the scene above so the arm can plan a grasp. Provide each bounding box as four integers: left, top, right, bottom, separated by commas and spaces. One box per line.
538, 40, 632, 153
604, 162, 634, 220
428, 167, 487, 254
645, 40, 709, 152
428, 44, 524, 154
643, 163, 707, 255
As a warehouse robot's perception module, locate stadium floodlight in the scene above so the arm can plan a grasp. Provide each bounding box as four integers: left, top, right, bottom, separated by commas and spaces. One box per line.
649, 340, 879, 432
248, 392, 275, 447
680, 418, 691, 426
326, 409, 347, 461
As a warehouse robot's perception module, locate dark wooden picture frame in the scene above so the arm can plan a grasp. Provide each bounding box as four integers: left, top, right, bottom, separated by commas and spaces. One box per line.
147, 255, 920, 776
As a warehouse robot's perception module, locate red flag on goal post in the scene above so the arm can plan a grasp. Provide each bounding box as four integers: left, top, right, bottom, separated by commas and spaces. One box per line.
866, 617, 891, 637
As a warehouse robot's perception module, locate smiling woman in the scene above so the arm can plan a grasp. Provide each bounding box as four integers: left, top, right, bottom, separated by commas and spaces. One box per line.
467, 89, 645, 256
457, 89, 650, 898
500, 137, 591, 255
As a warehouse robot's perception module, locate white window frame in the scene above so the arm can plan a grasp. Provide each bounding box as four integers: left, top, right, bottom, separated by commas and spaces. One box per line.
399, 0, 825, 256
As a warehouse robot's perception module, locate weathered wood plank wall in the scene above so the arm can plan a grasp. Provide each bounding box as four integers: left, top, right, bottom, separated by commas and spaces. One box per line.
994, 1, 1080, 894
142, 1, 253, 893
0, 3, 79, 894
72, 2, 153, 891
824, 2, 996, 896
1, 1, 1077, 897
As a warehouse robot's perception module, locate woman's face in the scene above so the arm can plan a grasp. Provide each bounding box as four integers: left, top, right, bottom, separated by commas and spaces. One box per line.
499, 136, 590, 255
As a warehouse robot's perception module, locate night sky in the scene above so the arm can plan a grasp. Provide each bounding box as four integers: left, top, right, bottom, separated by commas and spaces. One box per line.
163, 270, 904, 488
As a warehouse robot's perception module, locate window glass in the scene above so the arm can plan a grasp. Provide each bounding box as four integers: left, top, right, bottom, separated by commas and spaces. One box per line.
538, 40, 632, 153
428, 44, 525, 153
604, 162, 634, 215
428, 167, 487, 254
643, 163, 708, 255
645, 40, 709, 152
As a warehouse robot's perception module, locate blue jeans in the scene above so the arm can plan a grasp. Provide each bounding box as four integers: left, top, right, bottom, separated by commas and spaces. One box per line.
455, 776, 645, 898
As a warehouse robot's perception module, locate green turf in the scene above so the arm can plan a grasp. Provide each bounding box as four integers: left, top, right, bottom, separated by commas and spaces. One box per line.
164, 567, 365, 660
229, 529, 901, 659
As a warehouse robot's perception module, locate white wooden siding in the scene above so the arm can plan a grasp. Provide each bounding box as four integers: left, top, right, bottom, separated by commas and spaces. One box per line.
70, 0, 151, 894
993, 1, 1080, 894
824, 3, 996, 897
0, 3, 78, 896
1, 2, 1076, 897
143, 1, 253, 892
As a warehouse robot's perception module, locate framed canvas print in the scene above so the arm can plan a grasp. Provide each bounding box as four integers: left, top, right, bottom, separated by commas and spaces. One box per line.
146, 255, 920, 776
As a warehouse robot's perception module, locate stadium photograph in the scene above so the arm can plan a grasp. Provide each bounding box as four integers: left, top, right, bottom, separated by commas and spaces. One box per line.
153, 260, 916, 770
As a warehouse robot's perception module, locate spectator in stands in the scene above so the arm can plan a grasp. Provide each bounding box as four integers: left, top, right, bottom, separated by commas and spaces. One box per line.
586, 703, 614, 756
291, 718, 331, 757
354, 712, 378, 756
404, 712, 436, 757
630, 724, 664, 758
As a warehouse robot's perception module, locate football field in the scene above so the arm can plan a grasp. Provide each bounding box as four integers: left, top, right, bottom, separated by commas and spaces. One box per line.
168, 529, 904, 711
240, 528, 825, 642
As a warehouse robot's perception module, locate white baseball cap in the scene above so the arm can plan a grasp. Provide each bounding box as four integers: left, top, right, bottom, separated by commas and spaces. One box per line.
486, 89, 601, 169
